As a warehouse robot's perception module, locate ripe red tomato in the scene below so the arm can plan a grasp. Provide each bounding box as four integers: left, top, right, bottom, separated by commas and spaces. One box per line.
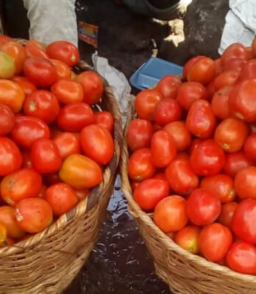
94, 111, 114, 133
235, 166, 256, 200
174, 225, 200, 254
190, 139, 225, 176
11, 76, 37, 96
226, 241, 256, 274
176, 82, 207, 111
244, 133, 256, 161
213, 70, 239, 91
186, 100, 216, 139
0, 104, 15, 135
186, 188, 221, 226
76, 71, 103, 105
23, 90, 60, 124
53, 132, 81, 159
187, 57, 215, 85
165, 159, 199, 195
11, 116, 50, 149
153, 196, 188, 233
57, 102, 95, 132
218, 202, 238, 229
150, 130, 177, 168
222, 58, 247, 72
15, 198, 53, 233
50, 59, 72, 80
154, 98, 182, 126
164, 121, 192, 151
126, 119, 154, 151
134, 179, 169, 211
211, 86, 232, 120
51, 80, 84, 105
31, 139, 62, 174
183, 56, 206, 79
45, 183, 79, 216
221, 43, 250, 67
1, 168, 42, 206
128, 148, 156, 181
232, 199, 256, 243
156, 75, 181, 99
238, 60, 256, 81
135, 89, 162, 121
46, 41, 79, 67
199, 223, 232, 262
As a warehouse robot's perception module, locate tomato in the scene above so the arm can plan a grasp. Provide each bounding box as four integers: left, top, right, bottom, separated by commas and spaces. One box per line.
222, 58, 247, 72
174, 226, 200, 254
46, 41, 79, 67
11, 76, 37, 96
44, 172, 61, 186
154, 196, 188, 233
76, 71, 103, 105
156, 75, 181, 99
126, 119, 154, 151
190, 139, 226, 177
218, 202, 238, 229
1, 41, 26, 75
25, 40, 49, 59
94, 111, 114, 133
128, 148, 156, 181
165, 159, 199, 195
213, 70, 239, 91
135, 89, 162, 121
23, 90, 60, 124
0, 104, 15, 135
11, 116, 50, 149
176, 82, 207, 111
151, 130, 177, 168
235, 166, 256, 200
226, 241, 256, 274
15, 198, 53, 233
187, 57, 215, 85
229, 80, 256, 122
244, 133, 256, 161
199, 223, 232, 262
232, 198, 256, 243
57, 102, 95, 132
23, 57, 57, 88
59, 154, 102, 189
223, 151, 253, 178
0, 35, 13, 47
221, 43, 250, 67
74, 188, 90, 201
134, 179, 169, 211
0, 52, 15, 79
154, 98, 182, 127
51, 80, 84, 105
186, 188, 221, 226
0, 223, 7, 245
183, 56, 206, 79
50, 59, 72, 80
186, 100, 216, 139
164, 121, 191, 151
239, 60, 256, 81
211, 86, 232, 120
53, 132, 81, 159
189, 138, 203, 154
0, 206, 25, 238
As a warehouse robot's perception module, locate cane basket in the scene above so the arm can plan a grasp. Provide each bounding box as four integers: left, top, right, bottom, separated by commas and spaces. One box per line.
121, 98, 256, 294
0, 40, 122, 294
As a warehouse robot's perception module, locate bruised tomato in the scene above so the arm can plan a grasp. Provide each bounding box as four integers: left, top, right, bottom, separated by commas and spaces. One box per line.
218, 202, 238, 229
174, 226, 200, 254
211, 86, 232, 120
12, 76, 37, 96
50, 59, 72, 80
154, 98, 182, 126
156, 75, 181, 99
244, 133, 256, 162
94, 111, 114, 133
187, 57, 215, 85
53, 132, 81, 159
234, 166, 256, 200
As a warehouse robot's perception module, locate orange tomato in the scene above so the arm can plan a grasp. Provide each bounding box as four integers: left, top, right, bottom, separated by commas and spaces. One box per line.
50, 59, 72, 80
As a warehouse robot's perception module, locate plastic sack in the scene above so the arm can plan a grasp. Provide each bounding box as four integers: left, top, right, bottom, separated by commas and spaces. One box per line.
23, 0, 78, 46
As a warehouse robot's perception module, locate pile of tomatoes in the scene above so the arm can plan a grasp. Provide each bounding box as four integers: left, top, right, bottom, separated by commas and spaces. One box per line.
127, 38, 256, 275
0, 35, 114, 247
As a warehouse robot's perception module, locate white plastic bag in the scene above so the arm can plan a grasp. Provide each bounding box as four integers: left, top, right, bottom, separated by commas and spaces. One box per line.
23, 0, 78, 46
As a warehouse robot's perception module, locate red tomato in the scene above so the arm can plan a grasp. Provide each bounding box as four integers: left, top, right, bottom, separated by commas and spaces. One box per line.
218, 202, 238, 229
186, 100, 216, 139
222, 58, 247, 72
1, 168, 42, 206
239, 60, 256, 81
213, 70, 239, 91
154, 98, 182, 126
226, 241, 256, 274
186, 188, 221, 226
57, 102, 95, 132
94, 111, 114, 133
221, 43, 250, 67
156, 75, 181, 99
51, 80, 84, 105
174, 226, 200, 254
126, 119, 154, 151
128, 148, 156, 181
183, 56, 206, 79
50, 59, 72, 80
0, 35, 13, 47
150, 130, 177, 168
235, 166, 256, 200
25, 40, 49, 59
21, 152, 32, 169
23, 90, 60, 124
211, 86, 232, 120
176, 82, 207, 111
11, 116, 50, 149
164, 121, 192, 151
46, 41, 79, 67
23, 57, 57, 88
11, 76, 37, 96
154, 196, 188, 233
31, 139, 62, 174
244, 133, 256, 161
165, 159, 199, 195
232, 199, 256, 243
135, 89, 162, 121
187, 57, 215, 85
76, 71, 103, 105
0, 104, 15, 135
199, 223, 232, 262
53, 132, 81, 159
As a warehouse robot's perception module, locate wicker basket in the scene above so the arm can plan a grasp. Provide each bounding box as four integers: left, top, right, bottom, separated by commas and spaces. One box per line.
0, 56, 122, 293
121, 98, 256, 294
